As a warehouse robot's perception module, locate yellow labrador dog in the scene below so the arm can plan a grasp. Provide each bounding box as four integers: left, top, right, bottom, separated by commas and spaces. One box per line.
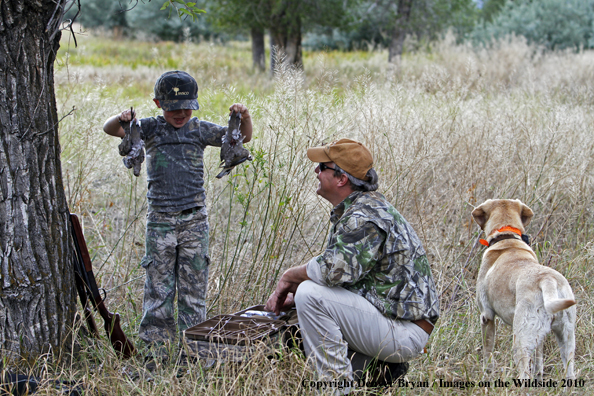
472, 199, 576, 379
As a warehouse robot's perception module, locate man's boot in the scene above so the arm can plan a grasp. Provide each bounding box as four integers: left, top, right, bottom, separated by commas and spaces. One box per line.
349, 349, 409, 387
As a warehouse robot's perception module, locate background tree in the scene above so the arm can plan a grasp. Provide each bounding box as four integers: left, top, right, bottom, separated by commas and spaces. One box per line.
209, 0, 360, 71
267, 0, 305, 69
67, 0, 216, 42
303, 0, 478, 61
0, 0, 76, 361
388, 0, 413, 63
207, 0, 268, 71
479, 0, 507, 23
370, 0, 477, 62
66, 0, 130, 39
72, 0, 112, 30
126, 0, 217, 42
106, 2, 129, 39
473, 0, 594, 51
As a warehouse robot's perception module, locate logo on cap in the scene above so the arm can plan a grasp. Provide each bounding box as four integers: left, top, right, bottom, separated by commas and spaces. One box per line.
173, 87, 189, 96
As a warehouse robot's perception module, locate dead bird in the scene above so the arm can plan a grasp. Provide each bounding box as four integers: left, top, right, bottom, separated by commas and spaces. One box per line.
216, 111, 252, 179
118, 107, 145, 177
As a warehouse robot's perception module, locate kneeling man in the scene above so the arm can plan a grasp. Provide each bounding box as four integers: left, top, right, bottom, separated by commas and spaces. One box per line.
265, 139, 440, 386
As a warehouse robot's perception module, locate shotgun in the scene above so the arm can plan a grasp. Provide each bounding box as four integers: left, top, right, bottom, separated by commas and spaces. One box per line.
70, 213, 136, 359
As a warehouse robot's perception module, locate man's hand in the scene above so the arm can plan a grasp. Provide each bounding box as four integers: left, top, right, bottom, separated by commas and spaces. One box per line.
281, 293, 295, 310
264, 265, 310, 315
265, 284, 296, 315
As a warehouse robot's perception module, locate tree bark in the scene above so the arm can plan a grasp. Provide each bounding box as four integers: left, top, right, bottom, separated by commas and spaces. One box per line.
388, 0, 413, 64
283, 27, 302, 68
251, 27, 265, 72
269, 3, 303, 72
270, 24, 302, 70
270, 31, 277, 74
0, 0, 76, 362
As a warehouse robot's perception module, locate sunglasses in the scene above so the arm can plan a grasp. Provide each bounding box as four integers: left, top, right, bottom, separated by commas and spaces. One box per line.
318, 163, 337, 172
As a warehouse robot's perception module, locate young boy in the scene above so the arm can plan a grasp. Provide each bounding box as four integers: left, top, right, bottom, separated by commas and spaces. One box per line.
103, 70, 252, 348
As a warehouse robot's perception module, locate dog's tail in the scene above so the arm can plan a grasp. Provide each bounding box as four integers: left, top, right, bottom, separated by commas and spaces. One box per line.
540, 279, 576, 314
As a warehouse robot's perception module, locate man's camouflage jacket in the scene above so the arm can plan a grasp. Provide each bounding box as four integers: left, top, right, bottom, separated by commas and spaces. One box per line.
309, 191, 440, 323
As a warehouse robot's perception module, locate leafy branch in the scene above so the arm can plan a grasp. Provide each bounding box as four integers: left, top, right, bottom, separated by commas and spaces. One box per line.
160, 0, 205, 21
117, 0, 205, 21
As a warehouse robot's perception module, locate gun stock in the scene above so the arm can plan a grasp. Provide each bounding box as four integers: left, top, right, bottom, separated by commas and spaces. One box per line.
70, 214, 136, 359
96, 300, 135, 359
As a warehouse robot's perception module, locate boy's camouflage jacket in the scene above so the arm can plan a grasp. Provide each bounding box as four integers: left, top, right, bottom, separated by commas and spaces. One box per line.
315, 191, 440, 323
139, 116, 226, 212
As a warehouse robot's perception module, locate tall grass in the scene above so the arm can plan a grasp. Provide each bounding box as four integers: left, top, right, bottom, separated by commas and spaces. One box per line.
34, 32, 594, 394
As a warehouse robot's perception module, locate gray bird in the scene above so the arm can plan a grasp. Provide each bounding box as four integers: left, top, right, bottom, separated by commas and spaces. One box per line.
216, 111, 252, 179
118, 107, 145, 177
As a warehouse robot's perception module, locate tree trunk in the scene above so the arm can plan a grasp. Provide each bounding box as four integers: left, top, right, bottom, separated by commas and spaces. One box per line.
388, 25, 406, 64
283, 27, 302, 68
388, 0, 413, 64
270, 25, 302, 70
270, 31, 277, 74
251, 27, 265, 72
269, 4, 303, 72
0, 0, 76, 362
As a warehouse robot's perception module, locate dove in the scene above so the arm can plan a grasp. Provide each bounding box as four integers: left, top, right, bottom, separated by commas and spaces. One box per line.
118, 107, 145, 177
216, 111, 252, 179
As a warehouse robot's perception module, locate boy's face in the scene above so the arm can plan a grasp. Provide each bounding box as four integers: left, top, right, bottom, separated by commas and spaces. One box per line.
153, 99, 192, 128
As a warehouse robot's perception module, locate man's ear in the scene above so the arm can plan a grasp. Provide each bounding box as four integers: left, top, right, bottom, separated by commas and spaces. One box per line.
153, 99, 161, 108
336, 173, 350, 188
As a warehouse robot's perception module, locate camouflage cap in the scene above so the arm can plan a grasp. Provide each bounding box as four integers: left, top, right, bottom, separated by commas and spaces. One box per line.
154, 71, 200, 111
307, 138, 373, 180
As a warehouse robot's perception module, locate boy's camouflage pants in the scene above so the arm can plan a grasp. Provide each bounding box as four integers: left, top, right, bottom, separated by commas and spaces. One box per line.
139, 206, 210, 345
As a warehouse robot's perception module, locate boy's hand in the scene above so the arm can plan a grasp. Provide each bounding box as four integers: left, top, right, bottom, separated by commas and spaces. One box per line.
104, 108, 137, 138
229, 103, 252, 143
118, 108, 136, 123
229, 103, 250, 120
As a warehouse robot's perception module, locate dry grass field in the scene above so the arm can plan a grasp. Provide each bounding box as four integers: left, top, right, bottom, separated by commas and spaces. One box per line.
16, 31, 593, 394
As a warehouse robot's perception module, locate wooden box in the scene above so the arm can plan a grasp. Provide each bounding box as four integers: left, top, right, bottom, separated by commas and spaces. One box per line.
182, 305, 300, 362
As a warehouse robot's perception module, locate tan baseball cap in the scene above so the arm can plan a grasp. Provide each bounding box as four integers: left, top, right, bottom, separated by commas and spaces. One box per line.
307, 139, 373, 180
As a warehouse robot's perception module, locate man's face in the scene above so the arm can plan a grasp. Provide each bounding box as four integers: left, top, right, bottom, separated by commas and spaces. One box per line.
315, 162, 338, 201
153, 99, 192, 128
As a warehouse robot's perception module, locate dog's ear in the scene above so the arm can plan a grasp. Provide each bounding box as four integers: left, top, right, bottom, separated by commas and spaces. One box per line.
520, 203, 534, 227
472, 205, 488, 230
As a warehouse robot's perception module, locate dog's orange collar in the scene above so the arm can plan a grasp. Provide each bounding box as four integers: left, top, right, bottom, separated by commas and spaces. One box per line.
479, 226, 523, 247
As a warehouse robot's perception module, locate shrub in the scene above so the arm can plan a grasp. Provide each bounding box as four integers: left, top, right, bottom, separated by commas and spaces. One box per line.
473, 0, 594, 51
303, 0, 479, 51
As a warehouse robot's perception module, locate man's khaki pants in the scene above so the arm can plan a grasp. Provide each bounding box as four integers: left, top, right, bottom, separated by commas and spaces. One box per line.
295, 280, 429, 383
